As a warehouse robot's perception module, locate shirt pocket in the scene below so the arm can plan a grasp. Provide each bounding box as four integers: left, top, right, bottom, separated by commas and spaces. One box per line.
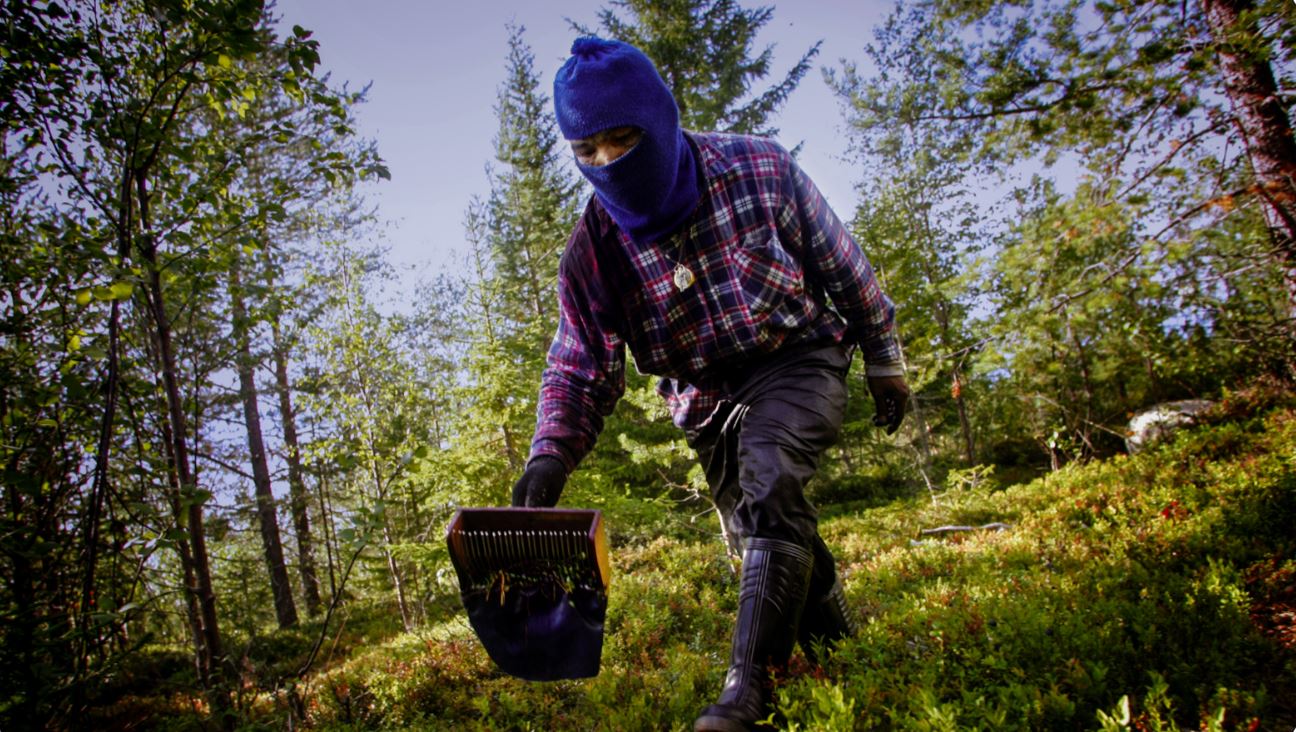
731, 229, 805, 316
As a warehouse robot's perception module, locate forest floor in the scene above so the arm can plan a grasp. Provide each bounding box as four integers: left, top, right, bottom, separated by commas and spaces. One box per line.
100, 386, 1296, 731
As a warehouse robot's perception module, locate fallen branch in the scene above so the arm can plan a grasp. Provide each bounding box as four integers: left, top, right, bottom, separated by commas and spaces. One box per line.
918, 522, 1012, 537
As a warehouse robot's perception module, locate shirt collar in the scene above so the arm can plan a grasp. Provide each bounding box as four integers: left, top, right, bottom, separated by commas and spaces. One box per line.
686, 131, 741, 184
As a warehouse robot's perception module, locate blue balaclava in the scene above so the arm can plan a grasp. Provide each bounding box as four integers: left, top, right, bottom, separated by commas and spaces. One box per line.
554, 37, 700, 244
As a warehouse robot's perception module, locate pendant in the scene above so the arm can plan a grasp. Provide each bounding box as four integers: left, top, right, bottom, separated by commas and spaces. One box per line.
673, 263, 695, 291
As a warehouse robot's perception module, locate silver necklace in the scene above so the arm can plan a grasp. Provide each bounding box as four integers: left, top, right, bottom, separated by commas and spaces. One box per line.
672, 262, 695, 291
662, 239, 695, 291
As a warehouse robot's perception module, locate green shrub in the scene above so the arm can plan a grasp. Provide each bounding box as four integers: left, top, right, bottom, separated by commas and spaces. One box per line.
276, 403, 1296, 730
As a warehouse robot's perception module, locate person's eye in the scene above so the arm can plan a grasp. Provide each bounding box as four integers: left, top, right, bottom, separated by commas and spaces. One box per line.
614, 130, 642, 146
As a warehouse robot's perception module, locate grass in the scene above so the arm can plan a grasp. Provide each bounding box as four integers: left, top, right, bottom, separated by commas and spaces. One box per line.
110, 397, 1296, 730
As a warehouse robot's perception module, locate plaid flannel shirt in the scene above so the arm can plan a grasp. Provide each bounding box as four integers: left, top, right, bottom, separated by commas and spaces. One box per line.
530, 132, 901, 471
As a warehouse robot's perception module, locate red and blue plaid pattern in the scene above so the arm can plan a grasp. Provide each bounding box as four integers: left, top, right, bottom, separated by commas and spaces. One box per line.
530, 132, 900, 471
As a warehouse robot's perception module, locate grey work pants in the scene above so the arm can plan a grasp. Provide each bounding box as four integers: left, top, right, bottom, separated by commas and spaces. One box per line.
688, 343, 850, 597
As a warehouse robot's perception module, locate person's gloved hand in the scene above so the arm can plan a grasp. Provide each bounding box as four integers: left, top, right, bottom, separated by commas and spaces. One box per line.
867, 375, 910, 435
510, 455, 568, 507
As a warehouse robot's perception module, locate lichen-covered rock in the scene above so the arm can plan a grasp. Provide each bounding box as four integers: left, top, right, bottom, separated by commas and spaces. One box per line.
1126, 399, 1215, 453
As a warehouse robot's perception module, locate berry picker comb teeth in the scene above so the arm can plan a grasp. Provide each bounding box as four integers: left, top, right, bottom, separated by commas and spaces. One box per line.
445, 507, 610, 681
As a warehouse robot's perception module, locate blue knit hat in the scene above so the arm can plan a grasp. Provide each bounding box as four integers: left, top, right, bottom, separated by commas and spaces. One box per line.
554, 37, 700, 244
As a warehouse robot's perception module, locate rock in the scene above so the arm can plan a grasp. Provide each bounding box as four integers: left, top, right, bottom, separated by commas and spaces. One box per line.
1126, 399, 1215, 453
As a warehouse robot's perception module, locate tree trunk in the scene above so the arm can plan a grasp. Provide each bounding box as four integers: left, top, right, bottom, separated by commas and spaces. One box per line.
3, 454, 39, 724
951, 368, 975, 464
341, 296, 415, 628
372, 460, 413, 631
79, 170, 135, 685
889, 327, 931, 468
317, 472, 340, 600
230, 259, 298, 629
887, 337, 933, 487
271, 315, 322, 617
383, 539, 413, 630
76, 293, 120, 707
157, 419, 210, 689
1203, 0, 1296, 324
933, 300, 976, 465
907, 385, 933, 467
501, 420, 521, 473
1066, 318, 1097, 456
134, 172, 226, 705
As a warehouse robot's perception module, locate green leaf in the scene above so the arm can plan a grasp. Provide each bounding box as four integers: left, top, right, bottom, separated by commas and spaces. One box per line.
90, 282, 133, 302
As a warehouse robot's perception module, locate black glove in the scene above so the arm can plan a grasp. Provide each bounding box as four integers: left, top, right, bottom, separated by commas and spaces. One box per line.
867, 375, 910, 435
510, 456, 568, 508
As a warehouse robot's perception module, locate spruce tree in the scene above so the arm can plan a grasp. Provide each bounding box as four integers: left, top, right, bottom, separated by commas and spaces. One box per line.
454, 24, 583, 486
578, 0, 820, 135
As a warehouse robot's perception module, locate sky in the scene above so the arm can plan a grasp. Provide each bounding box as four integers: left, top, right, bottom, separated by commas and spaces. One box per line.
271, 0, 895, 280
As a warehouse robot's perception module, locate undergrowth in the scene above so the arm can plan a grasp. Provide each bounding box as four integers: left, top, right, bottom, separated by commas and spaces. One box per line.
122, 400, 1296, 730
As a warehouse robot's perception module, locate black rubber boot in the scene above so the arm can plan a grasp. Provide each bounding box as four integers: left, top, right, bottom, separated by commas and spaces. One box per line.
795, 534, 856, 665
797, 576, 855, 665
694, 537, 813, 732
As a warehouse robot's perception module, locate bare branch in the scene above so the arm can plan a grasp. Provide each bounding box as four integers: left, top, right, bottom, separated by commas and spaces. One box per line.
918, 522, 1012, 537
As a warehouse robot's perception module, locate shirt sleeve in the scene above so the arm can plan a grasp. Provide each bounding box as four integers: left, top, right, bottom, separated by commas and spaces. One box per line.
528, 224, 627, 472
781, 150, 902, 366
